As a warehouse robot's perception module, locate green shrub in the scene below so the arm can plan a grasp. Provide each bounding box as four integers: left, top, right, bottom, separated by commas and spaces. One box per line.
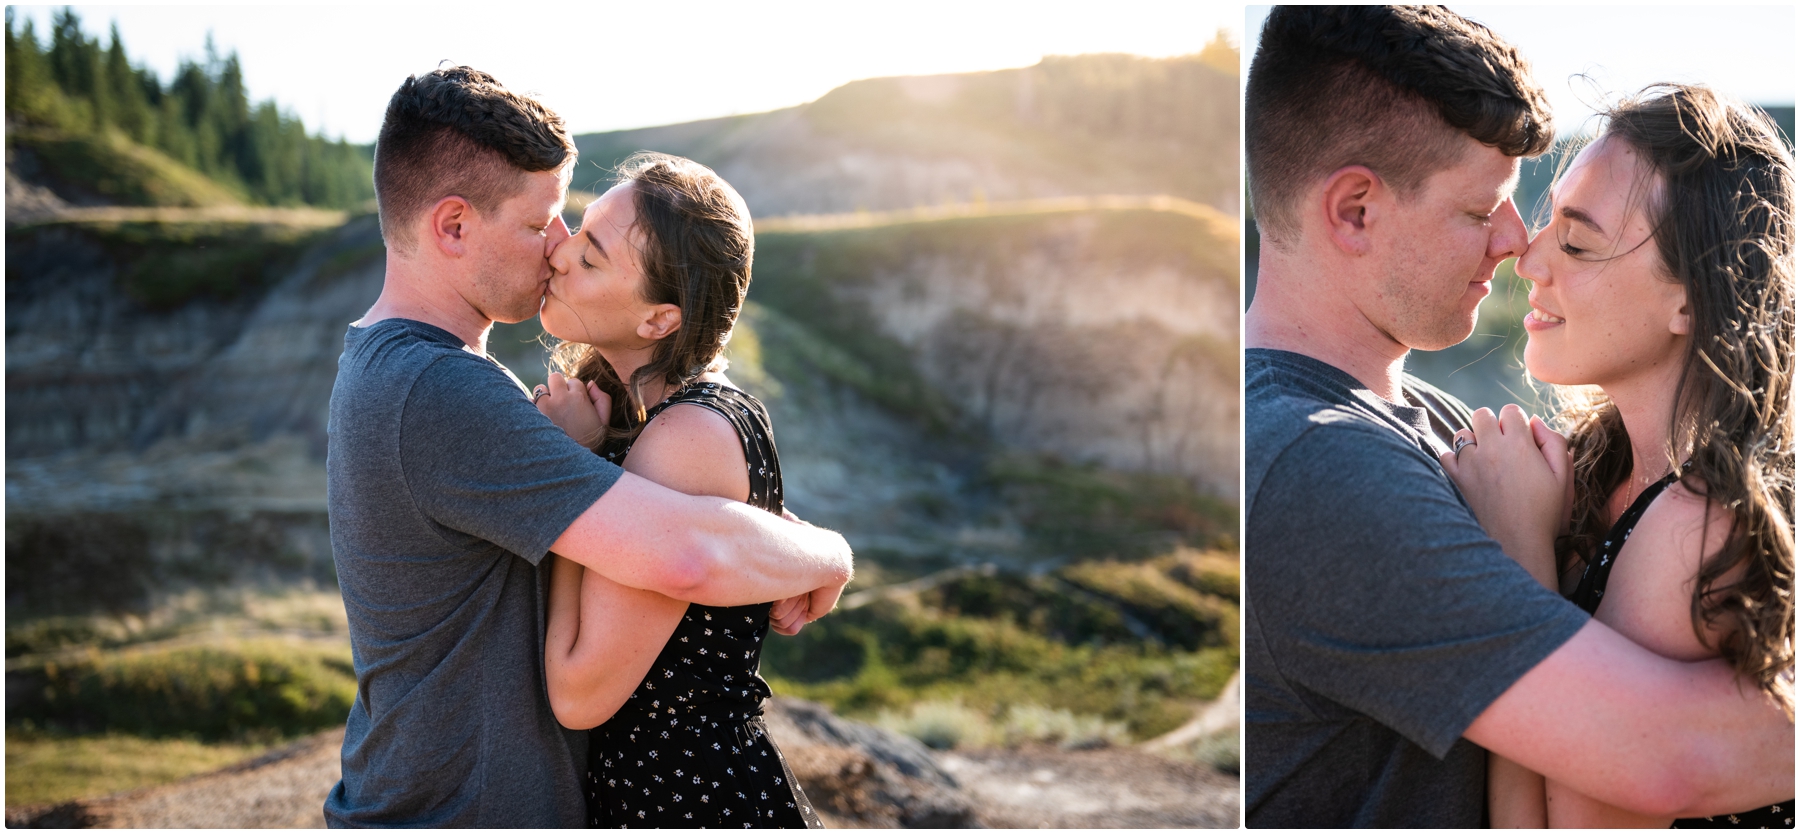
18, 638, 355, 741
1058, 559, 1238, 650
764, 598, 1236, 739
1180, 725, 1240, 775
999, 704, 1130, 749
875, 700, 994, 750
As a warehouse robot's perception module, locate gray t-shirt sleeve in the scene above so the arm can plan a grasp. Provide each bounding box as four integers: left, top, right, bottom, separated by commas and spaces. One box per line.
397, 353, 622, 564
1248, 418, 1590, 758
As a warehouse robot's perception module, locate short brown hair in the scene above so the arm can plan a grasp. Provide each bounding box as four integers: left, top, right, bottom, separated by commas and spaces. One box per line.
1246, 6, 1554, 245
373, 66, 574, 252
553, 153, 755, 440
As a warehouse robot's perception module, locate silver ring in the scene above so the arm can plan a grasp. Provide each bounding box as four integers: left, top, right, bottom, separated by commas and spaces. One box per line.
1453, 435, 1474, 456
532, 387, 547, 403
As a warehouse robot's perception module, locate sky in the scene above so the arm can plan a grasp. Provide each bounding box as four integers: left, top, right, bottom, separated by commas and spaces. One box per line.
10, 2, 1241, 143
1244, 5, 1796, 135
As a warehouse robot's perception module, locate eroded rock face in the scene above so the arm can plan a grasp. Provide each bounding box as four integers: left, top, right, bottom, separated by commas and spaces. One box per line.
5, 217, 383, 461
763, 698, 979, 828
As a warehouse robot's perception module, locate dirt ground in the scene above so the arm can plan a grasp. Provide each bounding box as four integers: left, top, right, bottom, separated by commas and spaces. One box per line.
940, 745, 1238, 828
6, 711, 1239, 828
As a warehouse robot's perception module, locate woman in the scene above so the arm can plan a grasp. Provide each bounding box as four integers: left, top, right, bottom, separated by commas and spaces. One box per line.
531, 152, 821, 828
1445, 85, 1793, 828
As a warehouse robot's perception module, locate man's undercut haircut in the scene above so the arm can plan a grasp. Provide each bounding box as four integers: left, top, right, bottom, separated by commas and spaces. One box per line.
374, 66, 575, 253
1246, 5, 1555, 246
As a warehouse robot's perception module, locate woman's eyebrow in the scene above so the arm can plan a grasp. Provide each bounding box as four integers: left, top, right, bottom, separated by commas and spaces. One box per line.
1559, 206, 1605, 235
584, 228, 610, 261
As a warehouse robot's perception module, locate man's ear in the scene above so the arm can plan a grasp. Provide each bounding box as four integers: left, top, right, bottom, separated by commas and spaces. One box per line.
1320, 166, 1382, 256
638, 303, 683, 341
428, 196, 474, 258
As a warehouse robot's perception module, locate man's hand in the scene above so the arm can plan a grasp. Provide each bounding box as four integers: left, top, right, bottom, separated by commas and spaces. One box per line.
535, 371, 611, 449
1439, 405, 1570, 588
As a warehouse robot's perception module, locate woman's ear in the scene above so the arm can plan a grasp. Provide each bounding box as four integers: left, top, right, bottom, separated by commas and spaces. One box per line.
638, 304, 683, 341
1668, 300, 1691, 336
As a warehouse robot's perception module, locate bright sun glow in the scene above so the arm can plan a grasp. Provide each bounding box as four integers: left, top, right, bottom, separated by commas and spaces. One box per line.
11, 2, 1242, 143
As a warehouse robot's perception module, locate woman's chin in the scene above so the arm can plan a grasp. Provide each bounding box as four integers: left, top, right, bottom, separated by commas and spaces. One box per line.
1522, 344, 1574, 387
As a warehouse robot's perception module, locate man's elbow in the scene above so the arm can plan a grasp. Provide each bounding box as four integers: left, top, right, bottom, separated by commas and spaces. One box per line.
644, 539, 722, 604
1625, 772, 1705, 819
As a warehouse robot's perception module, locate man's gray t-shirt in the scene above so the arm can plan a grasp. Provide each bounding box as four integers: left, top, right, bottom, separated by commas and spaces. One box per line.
323, 319, 621, 827
1244, 348, 1589, 828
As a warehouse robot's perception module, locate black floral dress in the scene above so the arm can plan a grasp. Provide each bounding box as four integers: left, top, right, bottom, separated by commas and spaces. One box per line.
585, 382, 821, 829
1570, 470, 1792, 830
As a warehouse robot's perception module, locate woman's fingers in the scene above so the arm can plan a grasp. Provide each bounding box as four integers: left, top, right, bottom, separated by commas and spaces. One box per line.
1438, 448, 1462, 479
587, 380, 610, 418
1497, 403, 1529, 438
1528, 416, 1571, 475
1469, 406, 1500, 443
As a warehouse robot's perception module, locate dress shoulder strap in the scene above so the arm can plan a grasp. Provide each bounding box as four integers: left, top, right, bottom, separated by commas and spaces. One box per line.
1568, 468, 1684, 615
640, 382, 784, 514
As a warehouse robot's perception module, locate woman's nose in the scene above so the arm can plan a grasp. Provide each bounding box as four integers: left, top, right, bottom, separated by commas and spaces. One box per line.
1514, 227, 1550, 285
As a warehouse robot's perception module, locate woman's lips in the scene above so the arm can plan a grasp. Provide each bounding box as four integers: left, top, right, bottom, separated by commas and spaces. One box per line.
1523, 307, 1565, 331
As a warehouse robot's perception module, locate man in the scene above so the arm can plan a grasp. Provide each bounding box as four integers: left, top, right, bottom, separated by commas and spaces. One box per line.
322, 67, 853, 827
1243, 6, 1792, 827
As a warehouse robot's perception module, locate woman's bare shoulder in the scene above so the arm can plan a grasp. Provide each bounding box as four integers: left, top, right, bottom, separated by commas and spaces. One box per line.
628, 392, 749, 502
1596, 479, 1734, 661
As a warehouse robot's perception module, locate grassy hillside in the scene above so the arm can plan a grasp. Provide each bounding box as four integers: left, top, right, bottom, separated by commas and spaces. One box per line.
8, 128, 245, 208
572, 52, 1239, 216
8, 125, 1240, 804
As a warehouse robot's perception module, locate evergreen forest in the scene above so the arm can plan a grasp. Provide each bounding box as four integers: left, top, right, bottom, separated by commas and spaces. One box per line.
4, 7, 372, 208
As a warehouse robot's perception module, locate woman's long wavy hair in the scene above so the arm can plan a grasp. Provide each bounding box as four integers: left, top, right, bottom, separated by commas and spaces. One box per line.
1553, 84, 1793, 709
550, 152, 753, 444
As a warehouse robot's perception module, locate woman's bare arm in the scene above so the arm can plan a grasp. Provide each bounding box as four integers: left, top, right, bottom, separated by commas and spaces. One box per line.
544, 400, 757, 729
538, 370, 851, 609
1489, 753, 1548, 827
1541, 484, 1737, 827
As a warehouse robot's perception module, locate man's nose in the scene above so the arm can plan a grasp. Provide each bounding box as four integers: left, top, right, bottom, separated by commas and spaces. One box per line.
1489, 197, 1528, 261
546, 214, 571, 254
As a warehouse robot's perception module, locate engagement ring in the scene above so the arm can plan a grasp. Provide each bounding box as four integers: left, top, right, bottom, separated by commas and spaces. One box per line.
1453, 435, 1474, 456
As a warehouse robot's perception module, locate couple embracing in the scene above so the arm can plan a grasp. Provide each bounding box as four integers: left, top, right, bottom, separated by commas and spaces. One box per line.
1245, 6, 1793, 828
323, 67, 844, 827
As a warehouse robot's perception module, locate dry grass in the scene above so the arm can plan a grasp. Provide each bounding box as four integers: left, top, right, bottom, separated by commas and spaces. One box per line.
4, 731, 275, 809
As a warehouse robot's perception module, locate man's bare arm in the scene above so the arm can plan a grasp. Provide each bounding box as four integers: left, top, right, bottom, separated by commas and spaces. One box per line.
1466, 619, 1793, 818
550, 471, 852, 608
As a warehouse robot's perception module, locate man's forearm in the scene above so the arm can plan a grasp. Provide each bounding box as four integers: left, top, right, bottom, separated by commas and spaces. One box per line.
1467, 621, 1794, 817
674, 500, 852, 607
552, 473, 852, 607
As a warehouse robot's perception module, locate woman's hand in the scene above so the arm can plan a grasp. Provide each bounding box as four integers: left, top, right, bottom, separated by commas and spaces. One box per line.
534, 371, 611, 450
767, 509, 847, 636
1439, 405, 1572, 589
